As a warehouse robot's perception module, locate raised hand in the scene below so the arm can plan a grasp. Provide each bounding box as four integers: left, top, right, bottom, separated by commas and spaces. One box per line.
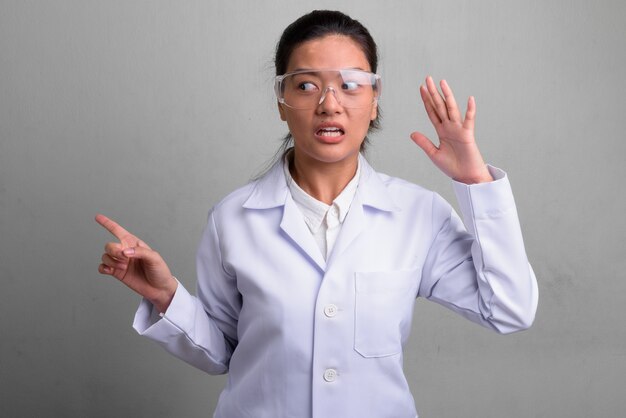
410, 76, 493, 184
96, 214, 177, 313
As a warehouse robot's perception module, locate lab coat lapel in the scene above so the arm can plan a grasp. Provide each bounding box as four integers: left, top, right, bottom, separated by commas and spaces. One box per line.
326, 155, 401, 267
326, 194, 365, 267
280, 197, 327, 272
243, 159, 326, 272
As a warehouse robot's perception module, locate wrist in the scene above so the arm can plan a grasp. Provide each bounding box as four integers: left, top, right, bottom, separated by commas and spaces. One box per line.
454, 166, 493, 184
151, 277, 178, 314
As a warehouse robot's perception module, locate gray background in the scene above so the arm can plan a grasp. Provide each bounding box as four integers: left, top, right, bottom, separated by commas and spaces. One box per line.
1, 0, 624, 417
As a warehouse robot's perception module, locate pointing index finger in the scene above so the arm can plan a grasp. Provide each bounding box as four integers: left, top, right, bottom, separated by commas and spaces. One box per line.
95, 214, 132, 240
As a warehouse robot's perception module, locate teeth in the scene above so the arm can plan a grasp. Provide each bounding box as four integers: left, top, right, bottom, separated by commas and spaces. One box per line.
320, 130, 342, 137
318, 127, 343, 137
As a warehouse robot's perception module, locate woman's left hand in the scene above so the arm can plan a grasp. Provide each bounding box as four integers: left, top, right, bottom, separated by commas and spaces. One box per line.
410, 76, 493, 184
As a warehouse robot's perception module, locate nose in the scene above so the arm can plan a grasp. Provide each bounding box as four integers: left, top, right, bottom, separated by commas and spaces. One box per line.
317, 86, 342, 111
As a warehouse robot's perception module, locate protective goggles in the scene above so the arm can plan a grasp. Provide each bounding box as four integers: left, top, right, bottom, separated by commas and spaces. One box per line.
274, 69, 381, 110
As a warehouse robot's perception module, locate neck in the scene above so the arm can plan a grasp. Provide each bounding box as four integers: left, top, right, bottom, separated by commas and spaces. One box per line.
289, 150, 359, 205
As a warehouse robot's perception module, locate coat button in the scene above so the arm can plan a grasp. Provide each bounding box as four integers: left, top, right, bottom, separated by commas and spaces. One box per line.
323, 368, 337, 382
324, 304, 338, 317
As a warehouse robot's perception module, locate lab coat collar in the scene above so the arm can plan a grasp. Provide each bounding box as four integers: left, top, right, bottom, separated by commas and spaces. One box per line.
242, 153, 401, 213
242, 158, 290, 210
355, 153, 401, 213
242, 153, 400, 272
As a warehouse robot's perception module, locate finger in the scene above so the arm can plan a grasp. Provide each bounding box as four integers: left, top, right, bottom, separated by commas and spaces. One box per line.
410, 131, 439, 159
425, 76, 449, 122
463, 96, 476, 131
95, 214, 132, 241
104, 242, 126, 260
420, 84, 442, 126
98, 263, 114, 275
440, 79, 462, 123
102, 253, 128, 271
122, 245, 160, 265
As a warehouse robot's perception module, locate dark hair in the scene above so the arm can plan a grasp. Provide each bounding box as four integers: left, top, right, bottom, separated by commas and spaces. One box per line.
274, 10, 381, 152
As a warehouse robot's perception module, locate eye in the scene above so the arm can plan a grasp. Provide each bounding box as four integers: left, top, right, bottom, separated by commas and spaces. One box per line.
297, 82, 318, 92
341, 81, 360, 91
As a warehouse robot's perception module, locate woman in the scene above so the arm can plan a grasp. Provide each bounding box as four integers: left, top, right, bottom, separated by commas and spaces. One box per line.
96, 10, 538, 418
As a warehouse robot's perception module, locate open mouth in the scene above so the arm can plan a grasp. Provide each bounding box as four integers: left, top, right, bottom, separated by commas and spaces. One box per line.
316, 127, 345, 137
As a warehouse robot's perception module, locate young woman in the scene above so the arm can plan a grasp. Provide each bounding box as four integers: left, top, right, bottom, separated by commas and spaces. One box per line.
96, 10, 538, 418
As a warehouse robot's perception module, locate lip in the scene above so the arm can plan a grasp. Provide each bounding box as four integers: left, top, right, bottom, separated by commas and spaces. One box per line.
314, 122, 346, 144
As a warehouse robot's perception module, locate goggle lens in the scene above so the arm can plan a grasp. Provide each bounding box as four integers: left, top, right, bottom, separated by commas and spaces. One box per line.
275, 69, 381, 110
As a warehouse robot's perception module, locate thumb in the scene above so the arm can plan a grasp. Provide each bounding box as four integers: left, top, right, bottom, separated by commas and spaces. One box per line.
410, 131, 438, 159
122, 246, 161, 265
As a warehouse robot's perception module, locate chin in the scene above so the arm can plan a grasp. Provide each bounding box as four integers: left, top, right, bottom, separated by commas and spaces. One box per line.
305, 144, 361, 165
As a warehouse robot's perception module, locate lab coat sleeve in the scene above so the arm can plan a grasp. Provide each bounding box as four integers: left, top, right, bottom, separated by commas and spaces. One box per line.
132, 211, 239, 374
418, 166, 538, 334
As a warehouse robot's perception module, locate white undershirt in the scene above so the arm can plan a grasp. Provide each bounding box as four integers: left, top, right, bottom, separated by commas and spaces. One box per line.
283, 156, 361, 260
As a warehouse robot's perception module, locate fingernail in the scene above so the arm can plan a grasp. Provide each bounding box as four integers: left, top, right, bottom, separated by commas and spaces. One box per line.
103, 266, 112, 274
123, 248, 135, 256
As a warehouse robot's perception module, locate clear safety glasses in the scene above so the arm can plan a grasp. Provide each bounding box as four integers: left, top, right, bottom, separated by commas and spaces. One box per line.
274, 69, 381, 110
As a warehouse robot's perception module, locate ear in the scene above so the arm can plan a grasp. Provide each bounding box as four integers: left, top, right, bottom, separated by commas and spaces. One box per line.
278, 102, 287, 121
370, 100, 378, 121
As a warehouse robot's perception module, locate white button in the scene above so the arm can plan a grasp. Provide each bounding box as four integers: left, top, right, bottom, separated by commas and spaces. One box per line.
323, 368, 337, 382
324, 304, 338, 317
329, 207, 338, 217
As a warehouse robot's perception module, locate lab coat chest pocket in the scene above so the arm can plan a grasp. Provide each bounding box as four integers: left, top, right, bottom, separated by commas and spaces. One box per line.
354, 268, 420, 358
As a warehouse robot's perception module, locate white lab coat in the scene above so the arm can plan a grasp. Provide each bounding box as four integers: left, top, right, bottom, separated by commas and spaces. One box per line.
133, 154, 538, 418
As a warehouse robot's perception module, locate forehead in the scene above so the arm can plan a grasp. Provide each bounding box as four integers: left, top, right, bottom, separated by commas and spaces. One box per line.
286, 35, 370, 72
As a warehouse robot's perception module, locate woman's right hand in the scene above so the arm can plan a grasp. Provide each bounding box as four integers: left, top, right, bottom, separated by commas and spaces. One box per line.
96, 214, 178, 313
